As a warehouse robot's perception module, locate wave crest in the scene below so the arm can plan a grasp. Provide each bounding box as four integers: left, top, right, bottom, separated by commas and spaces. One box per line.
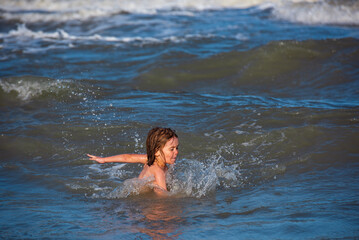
272, 0, 359, 26
0, 76, 65, 101
0, 24, 222, 53
1, 0, 359, 26
0, 76, 90, 103
0, 0, 273, 22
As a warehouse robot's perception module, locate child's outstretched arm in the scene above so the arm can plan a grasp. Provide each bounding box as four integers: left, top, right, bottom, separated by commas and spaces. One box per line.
87, 154, 147, 164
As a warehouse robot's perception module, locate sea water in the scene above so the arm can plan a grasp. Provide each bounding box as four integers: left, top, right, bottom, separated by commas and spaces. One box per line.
1, 0, 359, 239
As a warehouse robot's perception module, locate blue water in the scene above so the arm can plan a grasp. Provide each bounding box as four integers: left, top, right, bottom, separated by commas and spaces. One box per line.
1, 0, 359, 239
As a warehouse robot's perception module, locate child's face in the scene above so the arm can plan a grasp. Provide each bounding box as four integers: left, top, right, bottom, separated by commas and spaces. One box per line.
157, 137, 179, 165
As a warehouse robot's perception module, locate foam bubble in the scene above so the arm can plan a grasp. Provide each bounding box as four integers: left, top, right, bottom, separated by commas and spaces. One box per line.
272, 0, 359, 25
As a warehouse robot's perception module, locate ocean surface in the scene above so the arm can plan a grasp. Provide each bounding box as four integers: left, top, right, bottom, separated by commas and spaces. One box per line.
1, 0, 359, 239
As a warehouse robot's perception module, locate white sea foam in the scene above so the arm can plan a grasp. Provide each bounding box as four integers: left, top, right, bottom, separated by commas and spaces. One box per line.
1, 0, 357, 26
1, 24, 136, 43
0, 0, 276, 23
0, 77, 65, 101
0, 24, 224, 51
272, 0, 359, 25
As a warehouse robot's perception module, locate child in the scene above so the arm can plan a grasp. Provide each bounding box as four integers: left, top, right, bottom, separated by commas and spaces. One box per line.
87, 127, 179, 196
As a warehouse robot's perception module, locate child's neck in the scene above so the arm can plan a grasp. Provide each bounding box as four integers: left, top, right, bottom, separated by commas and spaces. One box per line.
155, 159, 166, 169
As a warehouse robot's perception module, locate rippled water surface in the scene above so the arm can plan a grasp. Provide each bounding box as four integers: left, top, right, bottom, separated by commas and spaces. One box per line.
1, 0, 359, 239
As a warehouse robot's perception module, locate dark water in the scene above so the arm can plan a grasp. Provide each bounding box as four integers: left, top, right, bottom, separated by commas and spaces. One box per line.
1, 0, 359, 239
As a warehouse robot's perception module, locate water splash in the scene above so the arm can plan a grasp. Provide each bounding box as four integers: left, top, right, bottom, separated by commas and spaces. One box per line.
167, 145, 243, 198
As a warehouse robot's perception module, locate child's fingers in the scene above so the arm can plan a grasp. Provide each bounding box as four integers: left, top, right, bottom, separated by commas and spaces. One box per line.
87, 154, 97, 160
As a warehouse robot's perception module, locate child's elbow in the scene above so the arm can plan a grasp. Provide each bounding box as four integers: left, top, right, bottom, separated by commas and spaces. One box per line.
153, 186, 169, 197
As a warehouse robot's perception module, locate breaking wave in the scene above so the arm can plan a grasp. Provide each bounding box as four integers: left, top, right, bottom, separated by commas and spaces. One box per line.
0, 76, 94, 103
0, 24, 223, 52
0, 0, 273, 22
272, 0, 359, 26
1, 0, 359, 26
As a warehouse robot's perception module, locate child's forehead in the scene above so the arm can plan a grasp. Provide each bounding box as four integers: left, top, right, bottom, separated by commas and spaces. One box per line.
165, 137, 179, 146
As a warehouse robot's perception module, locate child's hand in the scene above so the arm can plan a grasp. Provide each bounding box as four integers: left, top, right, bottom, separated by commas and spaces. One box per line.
87, 154, 106, 163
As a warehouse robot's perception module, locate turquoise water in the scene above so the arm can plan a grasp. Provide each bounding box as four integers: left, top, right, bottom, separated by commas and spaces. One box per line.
1, 0, 359, 239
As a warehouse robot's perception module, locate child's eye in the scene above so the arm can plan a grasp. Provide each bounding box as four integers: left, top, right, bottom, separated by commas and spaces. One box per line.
169, 146, 178, 151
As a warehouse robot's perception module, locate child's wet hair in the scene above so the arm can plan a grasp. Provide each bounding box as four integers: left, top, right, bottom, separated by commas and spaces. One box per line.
146, 127, 178, 166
